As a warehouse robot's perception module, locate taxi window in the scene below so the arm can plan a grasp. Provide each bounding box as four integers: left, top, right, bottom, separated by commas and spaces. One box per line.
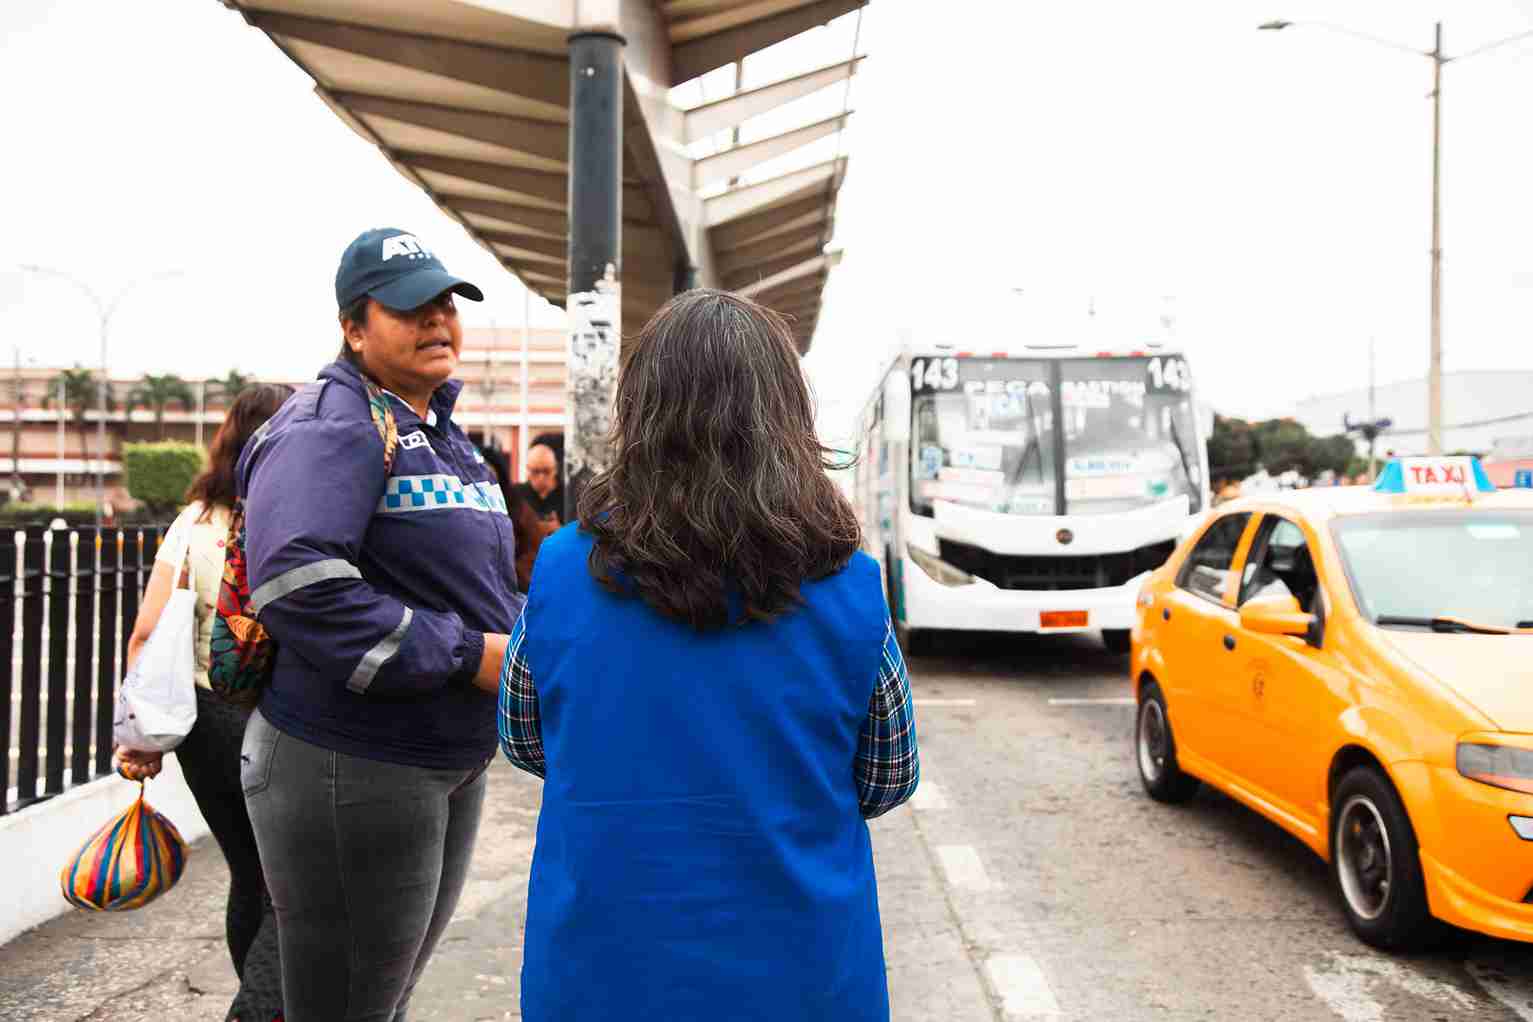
1333, 510, 1533, 629
1177, 512, 1250, 604
1239, 517, 1320, 613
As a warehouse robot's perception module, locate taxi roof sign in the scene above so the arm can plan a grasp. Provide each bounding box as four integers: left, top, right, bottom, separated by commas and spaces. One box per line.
1374, 456, 1495, 495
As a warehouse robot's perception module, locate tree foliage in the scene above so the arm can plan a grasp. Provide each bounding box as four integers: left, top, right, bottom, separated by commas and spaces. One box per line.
1206, 415, 1256, 482
127, 374, 196, 439
123, 442, 204, 514
207, 370, 254, 404
1207, 415, 1361, 482
44, 365, 114, 476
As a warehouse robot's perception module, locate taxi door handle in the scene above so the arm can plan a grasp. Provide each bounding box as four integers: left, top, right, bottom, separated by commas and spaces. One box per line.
1163, 608, 1171, 621
1223, 634, 1236, 652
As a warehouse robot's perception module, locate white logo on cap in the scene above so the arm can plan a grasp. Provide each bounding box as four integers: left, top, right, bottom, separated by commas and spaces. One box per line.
380, 234, 434, 262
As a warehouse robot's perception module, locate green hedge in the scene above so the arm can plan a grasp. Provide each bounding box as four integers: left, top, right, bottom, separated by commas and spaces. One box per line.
124, 442, 205, 515
0, 502, 168, 528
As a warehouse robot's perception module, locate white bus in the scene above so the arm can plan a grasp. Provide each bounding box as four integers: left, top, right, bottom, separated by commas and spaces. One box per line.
854, 344, 1211, 655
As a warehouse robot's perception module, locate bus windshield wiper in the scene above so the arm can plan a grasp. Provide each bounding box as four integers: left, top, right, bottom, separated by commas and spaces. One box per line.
1374, 615, 1521, 635
1167, 414, 1194, 496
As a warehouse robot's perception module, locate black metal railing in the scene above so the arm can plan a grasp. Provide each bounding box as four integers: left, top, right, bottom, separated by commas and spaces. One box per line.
3, 525, 165, 814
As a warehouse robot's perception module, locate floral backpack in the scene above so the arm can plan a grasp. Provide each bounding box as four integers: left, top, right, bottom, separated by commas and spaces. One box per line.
208, 380, 399, 704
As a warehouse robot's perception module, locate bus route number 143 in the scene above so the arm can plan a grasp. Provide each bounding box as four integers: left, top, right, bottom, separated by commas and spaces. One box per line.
911, 357, 958, 392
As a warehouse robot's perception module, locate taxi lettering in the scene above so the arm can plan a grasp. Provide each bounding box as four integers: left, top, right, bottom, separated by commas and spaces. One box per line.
1409, 463, 1465, 486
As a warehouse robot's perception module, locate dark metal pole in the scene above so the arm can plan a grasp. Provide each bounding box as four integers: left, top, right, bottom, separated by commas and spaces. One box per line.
564, 29, 625, 525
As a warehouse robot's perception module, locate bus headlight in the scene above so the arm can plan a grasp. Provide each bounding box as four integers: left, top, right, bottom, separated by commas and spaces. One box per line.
907, 544, 976, 587
1457, 742, 1533, 795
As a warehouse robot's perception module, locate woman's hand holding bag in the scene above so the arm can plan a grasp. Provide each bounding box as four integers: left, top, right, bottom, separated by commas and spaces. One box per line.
112, 531, 199, 753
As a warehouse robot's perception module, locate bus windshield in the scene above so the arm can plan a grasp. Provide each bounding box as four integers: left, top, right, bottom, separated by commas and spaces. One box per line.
909, 355, 1201, 517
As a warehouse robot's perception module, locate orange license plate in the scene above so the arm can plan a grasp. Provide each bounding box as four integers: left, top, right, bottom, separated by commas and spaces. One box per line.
1040, 611, 1089, 629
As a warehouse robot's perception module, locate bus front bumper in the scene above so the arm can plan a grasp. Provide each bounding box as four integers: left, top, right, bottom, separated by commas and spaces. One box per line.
900, 559, 1144, 634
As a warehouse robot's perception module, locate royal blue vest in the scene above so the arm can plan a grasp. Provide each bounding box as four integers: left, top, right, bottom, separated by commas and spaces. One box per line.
520, 526, 891, 1021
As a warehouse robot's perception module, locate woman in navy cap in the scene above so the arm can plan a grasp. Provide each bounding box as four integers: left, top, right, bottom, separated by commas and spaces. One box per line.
238, 228, 524, 1022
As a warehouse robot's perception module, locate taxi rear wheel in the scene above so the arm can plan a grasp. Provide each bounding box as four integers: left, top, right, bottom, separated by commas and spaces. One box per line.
1136, 681, 1200, 804
1330, 767, 1436, 950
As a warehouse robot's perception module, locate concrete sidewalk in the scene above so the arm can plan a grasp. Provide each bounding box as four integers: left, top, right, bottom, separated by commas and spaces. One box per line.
0, 760, 955, 1021
0, 761, 539, 1022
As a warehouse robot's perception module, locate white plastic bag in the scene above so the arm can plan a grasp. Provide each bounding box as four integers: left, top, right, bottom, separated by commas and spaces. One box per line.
113, 532, 198, 752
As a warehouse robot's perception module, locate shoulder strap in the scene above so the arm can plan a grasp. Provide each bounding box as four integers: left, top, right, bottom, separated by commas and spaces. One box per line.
362, 379, 399, 473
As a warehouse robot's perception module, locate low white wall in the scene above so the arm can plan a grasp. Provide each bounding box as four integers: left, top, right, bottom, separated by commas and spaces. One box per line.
0, 753, 210, 946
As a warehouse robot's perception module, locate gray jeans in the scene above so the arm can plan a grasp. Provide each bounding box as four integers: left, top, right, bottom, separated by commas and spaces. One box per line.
241, 709, 489, 1022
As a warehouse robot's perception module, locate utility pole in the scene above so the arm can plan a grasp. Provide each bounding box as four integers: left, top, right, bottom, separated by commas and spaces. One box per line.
1260, 18, 1533, 456
1346, 340, 1392, 484
1427, 21, 1445, 455
18, 266, 182, 531
520, 289, 530, 481
479, 319, 500, 449
565, 22, 625, 524
195, 379, 206, 450
54, 377, 65, 511
10, 348, 25, 501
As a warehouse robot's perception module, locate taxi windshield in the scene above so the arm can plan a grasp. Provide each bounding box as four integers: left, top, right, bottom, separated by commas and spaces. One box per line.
1332, 510, 1533, 631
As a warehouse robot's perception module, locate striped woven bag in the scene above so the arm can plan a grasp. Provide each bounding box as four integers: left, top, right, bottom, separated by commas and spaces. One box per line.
60, 783, 189, 912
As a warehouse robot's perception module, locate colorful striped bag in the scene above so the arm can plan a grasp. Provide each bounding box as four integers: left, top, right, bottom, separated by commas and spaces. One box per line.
60, 782, 189, 911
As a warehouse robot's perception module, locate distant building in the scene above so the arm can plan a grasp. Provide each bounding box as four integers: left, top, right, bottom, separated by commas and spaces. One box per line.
0, 325, 568, 508
1293, 371, 1533, 460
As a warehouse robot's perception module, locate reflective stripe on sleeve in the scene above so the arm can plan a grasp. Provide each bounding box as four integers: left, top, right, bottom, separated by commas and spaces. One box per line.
346, 607, 414, 694
249, 558, 362, 617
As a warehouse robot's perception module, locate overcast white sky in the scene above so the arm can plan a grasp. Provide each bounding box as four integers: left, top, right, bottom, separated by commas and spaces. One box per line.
3, 1, 1532, 443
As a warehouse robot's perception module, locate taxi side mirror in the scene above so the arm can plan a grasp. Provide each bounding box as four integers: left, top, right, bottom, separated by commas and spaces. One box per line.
1240, 594, 1315, 638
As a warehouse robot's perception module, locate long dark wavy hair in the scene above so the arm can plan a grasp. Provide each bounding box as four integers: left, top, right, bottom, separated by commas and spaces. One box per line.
578, 289, 860, 630
185, 384, 295, 520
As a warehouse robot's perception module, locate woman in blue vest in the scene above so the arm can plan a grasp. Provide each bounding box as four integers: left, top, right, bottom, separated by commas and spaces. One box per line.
498, 289, 920, 1021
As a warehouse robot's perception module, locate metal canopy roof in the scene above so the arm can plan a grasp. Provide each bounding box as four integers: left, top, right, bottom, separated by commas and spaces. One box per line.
220, 0, 864, 352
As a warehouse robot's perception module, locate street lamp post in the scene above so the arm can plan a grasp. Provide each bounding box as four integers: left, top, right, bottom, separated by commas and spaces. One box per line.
18, 266, 182, 531
1260, 19, 1533, 454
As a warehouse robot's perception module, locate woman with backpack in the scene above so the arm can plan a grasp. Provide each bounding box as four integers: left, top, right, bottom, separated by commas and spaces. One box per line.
498, 289, 920, 1021
235, 228, 523, 1022
115, 382, 296, 1022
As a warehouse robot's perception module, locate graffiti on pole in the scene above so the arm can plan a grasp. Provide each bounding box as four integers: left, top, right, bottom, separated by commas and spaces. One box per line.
564, 265, 621, 519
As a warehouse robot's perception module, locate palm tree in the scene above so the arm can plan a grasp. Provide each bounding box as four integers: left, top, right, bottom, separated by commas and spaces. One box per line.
206, 369, 255, 407
126, 373, 196, 440
44, 366, 111, 479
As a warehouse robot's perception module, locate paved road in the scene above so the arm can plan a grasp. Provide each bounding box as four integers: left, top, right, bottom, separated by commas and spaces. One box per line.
3, 634, 1531, 1020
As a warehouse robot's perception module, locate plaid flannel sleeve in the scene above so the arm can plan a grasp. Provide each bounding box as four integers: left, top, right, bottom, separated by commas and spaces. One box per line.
497, 612, 546, 778
855, 618, 920, 819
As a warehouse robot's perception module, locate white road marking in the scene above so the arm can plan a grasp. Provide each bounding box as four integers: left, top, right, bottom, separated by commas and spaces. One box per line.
914, 698, 977, 707
1302, 952, 1479, 1022
1467, 948, 1533, 1020
1047, 697, 1135, 706
910, 779, 949, 811
935, 844, 995, 891
987, 954, 1062, 1018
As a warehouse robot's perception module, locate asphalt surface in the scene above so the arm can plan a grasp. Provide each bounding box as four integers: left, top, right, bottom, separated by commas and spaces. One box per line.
3, 633, 1531, 1020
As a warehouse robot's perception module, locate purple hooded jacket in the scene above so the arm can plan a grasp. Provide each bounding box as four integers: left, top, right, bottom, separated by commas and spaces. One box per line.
236, 358, 525, 769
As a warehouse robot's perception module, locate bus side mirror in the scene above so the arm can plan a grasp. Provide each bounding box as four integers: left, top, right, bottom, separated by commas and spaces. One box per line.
882, 370, 911, 440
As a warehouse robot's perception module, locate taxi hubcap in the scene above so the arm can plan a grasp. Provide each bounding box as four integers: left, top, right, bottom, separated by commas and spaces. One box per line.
1138, 700, 1169, 782
1336, 796, 1393, 921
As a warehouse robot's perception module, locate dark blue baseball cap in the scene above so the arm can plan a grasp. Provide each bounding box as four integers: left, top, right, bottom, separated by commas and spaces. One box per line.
335, 227, 484, 312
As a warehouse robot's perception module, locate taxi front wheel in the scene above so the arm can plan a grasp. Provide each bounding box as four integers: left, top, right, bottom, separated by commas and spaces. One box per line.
1136, 681, 1200, 804
1331, 767, 1437, 950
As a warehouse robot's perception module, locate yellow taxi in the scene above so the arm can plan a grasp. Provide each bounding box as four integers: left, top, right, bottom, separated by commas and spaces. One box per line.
1131, 457, 1533, 949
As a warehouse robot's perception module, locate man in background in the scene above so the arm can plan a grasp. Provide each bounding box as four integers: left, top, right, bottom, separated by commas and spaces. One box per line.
516, 443, 564, 524
512, 442, 563, 591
